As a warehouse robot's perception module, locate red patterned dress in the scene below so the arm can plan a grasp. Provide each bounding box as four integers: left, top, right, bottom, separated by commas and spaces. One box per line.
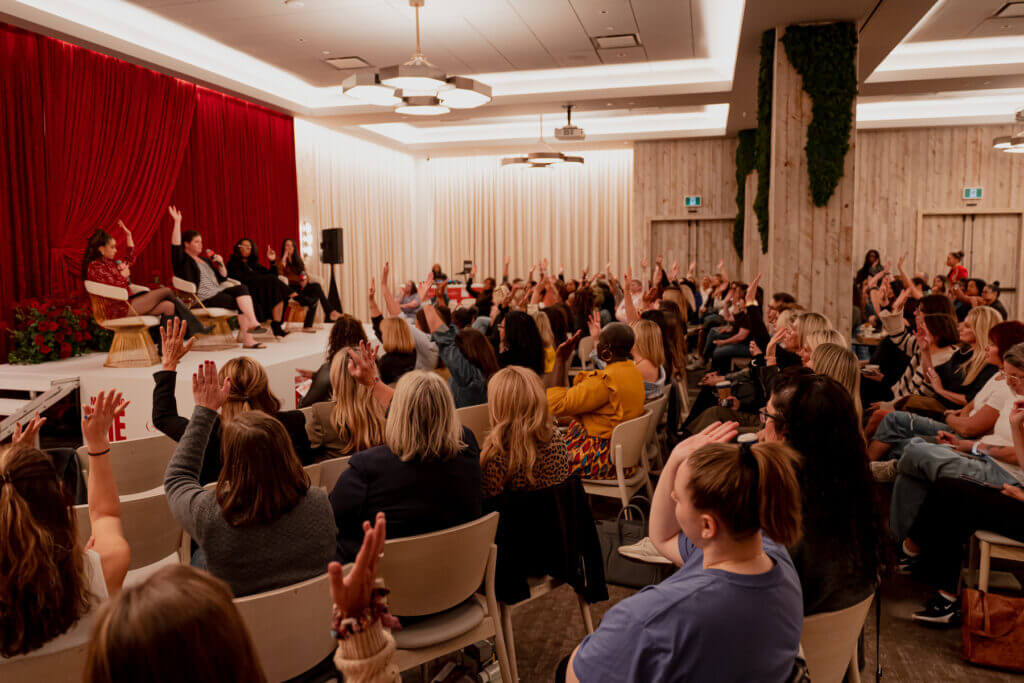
86, 247, 135, 320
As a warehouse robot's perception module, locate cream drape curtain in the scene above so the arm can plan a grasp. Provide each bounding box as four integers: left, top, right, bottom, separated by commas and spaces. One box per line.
294, 120, 418, 321
428, 149, 634, 283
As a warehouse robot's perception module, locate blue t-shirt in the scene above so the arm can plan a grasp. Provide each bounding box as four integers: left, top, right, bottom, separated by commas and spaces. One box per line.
573, 535, 803, 683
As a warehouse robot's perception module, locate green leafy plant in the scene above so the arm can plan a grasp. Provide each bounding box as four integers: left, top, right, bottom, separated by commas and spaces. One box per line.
754, 29, 774, 253
781, 22, 858, 207
733, 128, 756, 258
7, 296, 111, 364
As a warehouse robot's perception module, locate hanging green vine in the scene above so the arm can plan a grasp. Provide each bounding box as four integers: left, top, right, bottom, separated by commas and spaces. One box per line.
781, 22, 858, 207
733, 128, 756, 258
754, 29, 774, 254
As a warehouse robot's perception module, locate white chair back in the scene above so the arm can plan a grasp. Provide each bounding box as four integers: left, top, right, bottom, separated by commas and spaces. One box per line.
577, 336, 597, 369
610, 410, 651, 471
643, 395, 668, 443
77, 434, 177, 495
379, 512, 499, 617
75, 487, 182, 570
319, 456, 350, 492
455, 402, 490, 448
172, 276, 197, 294
0, 642, 89, 683
800, 593, 875, 683
84, 279, 128, 301
234, 573, 335, 682
302, 463, 321, 488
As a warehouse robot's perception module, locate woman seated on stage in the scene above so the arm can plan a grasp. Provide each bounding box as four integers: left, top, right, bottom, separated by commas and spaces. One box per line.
0, 393, 130, 663
306, 349, 387, 460
83, 223, 210, 338
163, 362, 335, 597
277, 238, 341, 329
168, 206, 265, 349
152, 320, 316, 484
329, 349, 482, 563
227, 238, 289, 338
298, 314, 368, 408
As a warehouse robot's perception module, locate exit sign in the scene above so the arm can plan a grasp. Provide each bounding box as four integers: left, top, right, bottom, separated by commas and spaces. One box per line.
963, 187, 983, 200
684, 195, 702, 207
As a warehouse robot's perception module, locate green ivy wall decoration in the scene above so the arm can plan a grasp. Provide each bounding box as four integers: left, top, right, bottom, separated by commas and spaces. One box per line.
754, 29, 774, 253
781, 22, 858, 207
733, 128, 756, 258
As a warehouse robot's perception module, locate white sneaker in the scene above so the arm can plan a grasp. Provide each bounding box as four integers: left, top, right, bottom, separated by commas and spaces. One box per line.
618, 537, 673, 564
870, 459, 898, 483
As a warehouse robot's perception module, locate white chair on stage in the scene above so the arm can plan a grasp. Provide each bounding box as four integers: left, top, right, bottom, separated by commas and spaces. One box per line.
171, 276, 239, 350
84, 280, 161, 368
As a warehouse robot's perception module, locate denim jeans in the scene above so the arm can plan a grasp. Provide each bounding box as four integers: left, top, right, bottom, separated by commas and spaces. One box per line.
711, 343, 751, 374
873, 411, 950, 460
889, 437, 1019, 540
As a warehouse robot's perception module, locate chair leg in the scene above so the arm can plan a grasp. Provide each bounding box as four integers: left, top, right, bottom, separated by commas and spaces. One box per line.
420, 663, 430, 682
847, 648, 861, 683
501, 605, 519, 683
979, 541, 992, 593
577, 595, 595, 634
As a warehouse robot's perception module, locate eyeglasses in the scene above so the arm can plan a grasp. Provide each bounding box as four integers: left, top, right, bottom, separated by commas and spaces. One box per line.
1006, 371, 1024, 387
759, 408, 781, 424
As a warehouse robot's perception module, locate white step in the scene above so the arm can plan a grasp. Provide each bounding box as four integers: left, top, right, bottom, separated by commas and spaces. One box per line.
0, 397, 32, 418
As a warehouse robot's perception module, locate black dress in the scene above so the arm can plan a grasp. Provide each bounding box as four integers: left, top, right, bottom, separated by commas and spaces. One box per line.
227, 254, 290, 322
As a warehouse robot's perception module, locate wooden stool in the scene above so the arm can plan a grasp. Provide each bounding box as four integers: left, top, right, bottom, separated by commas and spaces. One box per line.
972, 530, 1024, 592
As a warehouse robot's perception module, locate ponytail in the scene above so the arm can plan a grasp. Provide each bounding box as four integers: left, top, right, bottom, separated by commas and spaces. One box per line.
687, 441, 802, 547
0, 446, 89, 656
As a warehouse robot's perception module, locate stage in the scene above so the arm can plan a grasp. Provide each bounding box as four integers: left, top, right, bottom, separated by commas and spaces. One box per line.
0, 327, 338, 443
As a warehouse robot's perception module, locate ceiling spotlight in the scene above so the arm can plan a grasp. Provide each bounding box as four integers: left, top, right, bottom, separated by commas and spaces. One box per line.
340, 0, 490, 116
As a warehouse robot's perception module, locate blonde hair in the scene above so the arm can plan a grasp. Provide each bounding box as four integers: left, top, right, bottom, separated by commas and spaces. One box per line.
811, 343, 863, 421
217, 357, 280, 425
794, 312, 832, 350
775, 308, 800, 335
961, 306, 1001, 384
380, 318, 415, 354
328, 350, 386, 456
385, 371, 465, 462
685, 441, 803, 547
630, 319, 666, 368
480, 367, 553, 488
804, 328, 846, 354
532, 311, 554, 348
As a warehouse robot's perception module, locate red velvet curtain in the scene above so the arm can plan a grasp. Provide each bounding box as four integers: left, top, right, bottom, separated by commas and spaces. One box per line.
134, 88, 300, 281
0, 22, 300, 360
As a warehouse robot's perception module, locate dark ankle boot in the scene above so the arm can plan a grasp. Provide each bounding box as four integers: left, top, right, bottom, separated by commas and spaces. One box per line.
271, 320, 289, 338
173, 298, 214, 337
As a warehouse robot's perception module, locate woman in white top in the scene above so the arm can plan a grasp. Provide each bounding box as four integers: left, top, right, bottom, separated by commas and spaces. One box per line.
0, 392, 130, 661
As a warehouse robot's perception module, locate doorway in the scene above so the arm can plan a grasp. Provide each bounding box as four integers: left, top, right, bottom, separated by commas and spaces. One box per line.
916, 210, 1023, 318
650, 219, 739, 280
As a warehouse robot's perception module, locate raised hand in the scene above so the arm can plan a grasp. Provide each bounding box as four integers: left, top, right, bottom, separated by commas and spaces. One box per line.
588, 310, 602, 338
346, 340, 380, 387
11, 412, 46, 448
267, 245, 276, 262
470, 264, 476, 277
641, 256, 649, 271
670, 260, 679, 281
924, 366, 943, 391
192, 360, 231, 412
117, 219, 131, 236
655, 254, 664, 267
556, 330, 584, 362
380, 262, 390, 285
82, 390, 130, 451
368, 278, 376, 299
669, 421, 739, 463
328, 512, 388, 623
160, 317, 195, 371
748, 273, 762, 301
716, 259, 724, 272
504, 255, 511, 267
168, 205, 182, 223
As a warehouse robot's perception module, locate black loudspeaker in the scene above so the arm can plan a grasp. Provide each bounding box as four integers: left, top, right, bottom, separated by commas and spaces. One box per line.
321, 228, 344, 264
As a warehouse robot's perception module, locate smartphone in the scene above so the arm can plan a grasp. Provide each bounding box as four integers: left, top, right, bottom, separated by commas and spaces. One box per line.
957, 474, 1003, 490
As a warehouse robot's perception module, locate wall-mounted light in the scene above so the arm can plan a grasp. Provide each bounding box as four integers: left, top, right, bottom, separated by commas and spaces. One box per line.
299, 222, 314, 259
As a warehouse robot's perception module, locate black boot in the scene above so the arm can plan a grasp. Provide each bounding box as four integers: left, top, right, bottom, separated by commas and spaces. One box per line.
172, 298, 214, 338
271, 320, 289, 338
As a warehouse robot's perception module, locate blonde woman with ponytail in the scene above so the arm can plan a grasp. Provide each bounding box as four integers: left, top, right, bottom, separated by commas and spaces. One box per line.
479, 366, 570, 498
1, 393, 130, 663
306, 349, 387, 459
563, 421, 805, 682
152, 319, 315, 484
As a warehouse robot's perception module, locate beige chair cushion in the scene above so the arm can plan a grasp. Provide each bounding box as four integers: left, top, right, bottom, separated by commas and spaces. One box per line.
103, 315, 160, 328
197, 307, 236, 318
393, 595, 486, 650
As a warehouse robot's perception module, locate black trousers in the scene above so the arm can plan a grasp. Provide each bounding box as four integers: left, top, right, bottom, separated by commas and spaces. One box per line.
202, 284, 250, 311
908, 476, 1024, 593
289, 281, 335, 326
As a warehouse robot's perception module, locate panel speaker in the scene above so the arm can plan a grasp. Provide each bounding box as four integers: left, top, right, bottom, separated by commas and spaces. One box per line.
321, 228, 344, 264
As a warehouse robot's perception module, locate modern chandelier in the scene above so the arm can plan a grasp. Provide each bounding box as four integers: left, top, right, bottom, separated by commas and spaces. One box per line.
992, 107, 1024, 153
341, 0, 491, 116
502, 114, 584, 168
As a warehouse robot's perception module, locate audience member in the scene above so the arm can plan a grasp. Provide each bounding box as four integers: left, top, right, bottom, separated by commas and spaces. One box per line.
297, 314, 369, 408
422, 303, 498, 408
498, 310, 546, 376
306, 350, 386, 459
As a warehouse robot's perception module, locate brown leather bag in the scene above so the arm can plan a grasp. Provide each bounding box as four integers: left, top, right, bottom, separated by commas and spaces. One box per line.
962, 589, 1024, 672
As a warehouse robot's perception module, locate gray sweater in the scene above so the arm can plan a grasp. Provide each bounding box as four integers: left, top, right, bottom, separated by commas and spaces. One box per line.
164, 406, 336, 597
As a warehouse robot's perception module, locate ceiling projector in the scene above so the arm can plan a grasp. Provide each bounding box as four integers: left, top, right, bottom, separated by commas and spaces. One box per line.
554, 104, 585, 141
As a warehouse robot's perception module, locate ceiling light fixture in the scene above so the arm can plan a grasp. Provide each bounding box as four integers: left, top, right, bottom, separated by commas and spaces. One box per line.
993, 107, 1024, 152
502, 113, 584, 168
341, 0, 490, 115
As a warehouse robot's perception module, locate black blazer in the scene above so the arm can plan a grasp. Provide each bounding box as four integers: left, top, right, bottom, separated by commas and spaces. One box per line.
299, 360, 332, 409
171, 243, 225, 291
329, 427, 482, 564
152, 370, 319, 484
227, 254, 276, 282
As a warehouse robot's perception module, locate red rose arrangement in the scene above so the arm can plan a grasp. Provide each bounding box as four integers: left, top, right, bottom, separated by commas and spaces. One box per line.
8, 296, 112, 364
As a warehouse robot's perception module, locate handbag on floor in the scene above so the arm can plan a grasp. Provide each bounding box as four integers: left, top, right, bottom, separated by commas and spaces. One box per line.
962, 588, 1024, 672
595, 502, 671, 588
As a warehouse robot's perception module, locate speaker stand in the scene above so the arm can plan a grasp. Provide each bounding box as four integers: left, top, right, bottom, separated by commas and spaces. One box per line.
326, 264, 343, 314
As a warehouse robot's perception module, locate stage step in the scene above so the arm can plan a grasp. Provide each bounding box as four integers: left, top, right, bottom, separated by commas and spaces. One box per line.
0, 377, 80, 442
0, 397, 31, 419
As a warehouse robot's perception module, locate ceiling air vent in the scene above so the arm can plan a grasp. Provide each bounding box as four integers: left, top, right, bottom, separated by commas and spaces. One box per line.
324, 56, 371, 70
593, 34, 640, 49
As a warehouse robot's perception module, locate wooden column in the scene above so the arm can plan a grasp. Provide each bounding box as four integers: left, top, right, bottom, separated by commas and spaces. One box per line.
767, 28, 856, 335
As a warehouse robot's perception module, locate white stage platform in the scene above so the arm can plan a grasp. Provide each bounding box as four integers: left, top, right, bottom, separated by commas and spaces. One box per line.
0, 328, 335, 443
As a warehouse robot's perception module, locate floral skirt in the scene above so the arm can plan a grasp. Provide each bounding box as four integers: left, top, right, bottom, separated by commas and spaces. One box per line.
566, 419, 634, 480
